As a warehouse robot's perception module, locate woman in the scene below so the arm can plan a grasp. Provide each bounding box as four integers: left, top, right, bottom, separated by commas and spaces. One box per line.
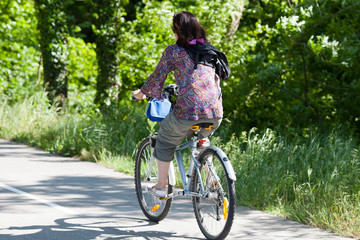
133, 11, 229, 197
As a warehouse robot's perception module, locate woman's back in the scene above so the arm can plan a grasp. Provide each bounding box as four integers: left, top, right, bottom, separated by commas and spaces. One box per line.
142, 44, 223, 121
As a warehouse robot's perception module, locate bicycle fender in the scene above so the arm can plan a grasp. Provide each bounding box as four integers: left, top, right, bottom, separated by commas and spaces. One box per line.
207, 146, 237, 181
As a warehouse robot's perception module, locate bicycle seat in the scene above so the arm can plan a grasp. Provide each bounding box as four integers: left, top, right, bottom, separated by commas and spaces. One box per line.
190, 123, 214, 131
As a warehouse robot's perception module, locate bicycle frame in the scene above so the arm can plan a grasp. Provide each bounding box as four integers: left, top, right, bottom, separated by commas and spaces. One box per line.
172, 138, 237, 194
173, 139, 205, 197
145, 131, 236, 199
144, 135, 203, 198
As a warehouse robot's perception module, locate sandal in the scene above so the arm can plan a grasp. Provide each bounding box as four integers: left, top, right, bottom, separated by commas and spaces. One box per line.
148, 186, 167, 198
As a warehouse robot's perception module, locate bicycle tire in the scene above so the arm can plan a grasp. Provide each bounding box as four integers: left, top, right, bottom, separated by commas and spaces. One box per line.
191, 148, 236, 240
134, 137, 173, 222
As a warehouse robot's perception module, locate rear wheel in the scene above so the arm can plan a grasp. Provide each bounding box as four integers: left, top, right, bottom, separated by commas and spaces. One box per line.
134, 137, 173, 222
191, 148, 235, 240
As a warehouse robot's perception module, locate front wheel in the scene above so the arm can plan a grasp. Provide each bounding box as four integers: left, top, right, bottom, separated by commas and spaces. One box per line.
191, 148, 236, 240
134, 137, 173, 222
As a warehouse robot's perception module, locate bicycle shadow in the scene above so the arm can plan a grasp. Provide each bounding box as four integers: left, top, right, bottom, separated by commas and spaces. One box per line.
0, 216, 201, 240
0, 172, 202, 239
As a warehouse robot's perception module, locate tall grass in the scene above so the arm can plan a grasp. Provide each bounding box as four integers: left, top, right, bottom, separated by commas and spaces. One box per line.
221, 128, 360, 238
0, 92, 152, 162
0, 95, 359, 238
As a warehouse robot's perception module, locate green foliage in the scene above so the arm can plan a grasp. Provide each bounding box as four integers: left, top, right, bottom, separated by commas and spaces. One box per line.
229, 0, 360, 134
67, 37, 98, 114
68, 37, 97, 89
0, 0, 41, 102
116, 0, 245, 98
34, 0, 69, 107
117, 0, 175, 97
63, 0, 97, 42
5, 0, 359, 133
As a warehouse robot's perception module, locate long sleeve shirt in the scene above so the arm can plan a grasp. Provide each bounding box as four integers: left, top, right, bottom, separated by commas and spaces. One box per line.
141, 44, 223, 121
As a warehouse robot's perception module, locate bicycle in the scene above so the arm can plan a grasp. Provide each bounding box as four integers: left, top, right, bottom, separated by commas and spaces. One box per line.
134, 84, 236, 240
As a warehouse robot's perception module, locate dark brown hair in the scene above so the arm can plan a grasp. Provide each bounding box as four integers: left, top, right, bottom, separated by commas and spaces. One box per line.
172, 11, 207, 48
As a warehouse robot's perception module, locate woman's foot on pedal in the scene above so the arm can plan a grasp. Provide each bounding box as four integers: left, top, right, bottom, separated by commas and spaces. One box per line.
148, 185, 167, 198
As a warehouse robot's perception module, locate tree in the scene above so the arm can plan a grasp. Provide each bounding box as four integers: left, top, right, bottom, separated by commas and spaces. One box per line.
91, 0, 123, 107
34, 0, 69, 108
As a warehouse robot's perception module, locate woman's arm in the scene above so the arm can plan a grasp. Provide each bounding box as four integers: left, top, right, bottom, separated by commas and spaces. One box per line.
132, 89, 146, 101
140, 46, 175, 99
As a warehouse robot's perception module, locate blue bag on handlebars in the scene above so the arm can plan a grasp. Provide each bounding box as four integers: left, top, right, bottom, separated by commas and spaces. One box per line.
146, 98, 172, 122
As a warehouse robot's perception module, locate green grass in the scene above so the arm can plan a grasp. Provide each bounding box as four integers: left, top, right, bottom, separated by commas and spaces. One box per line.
0, 94, 359, 239
0, 92, 152, 160
223, 128, 360, 238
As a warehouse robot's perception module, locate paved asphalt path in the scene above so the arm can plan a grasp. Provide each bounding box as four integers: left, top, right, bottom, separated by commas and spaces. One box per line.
0, 139, 351, 240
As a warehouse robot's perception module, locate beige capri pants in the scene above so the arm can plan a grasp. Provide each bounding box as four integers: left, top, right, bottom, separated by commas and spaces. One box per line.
153, 111, 222, 162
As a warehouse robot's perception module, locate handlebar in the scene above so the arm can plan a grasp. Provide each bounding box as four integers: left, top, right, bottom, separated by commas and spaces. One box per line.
132, 84, 178, 101
164, 84, 178, 96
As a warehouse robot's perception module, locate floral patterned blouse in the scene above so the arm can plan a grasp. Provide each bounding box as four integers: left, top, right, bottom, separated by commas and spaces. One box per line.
141, 44, 223, 121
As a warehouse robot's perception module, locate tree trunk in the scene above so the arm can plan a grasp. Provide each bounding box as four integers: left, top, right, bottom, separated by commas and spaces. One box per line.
34, 0, 69, 109
93, 0, 122, 108
227, 0, 246, 37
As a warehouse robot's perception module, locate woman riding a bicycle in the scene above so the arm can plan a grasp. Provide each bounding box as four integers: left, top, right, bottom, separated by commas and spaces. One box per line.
133, 11, 230, 198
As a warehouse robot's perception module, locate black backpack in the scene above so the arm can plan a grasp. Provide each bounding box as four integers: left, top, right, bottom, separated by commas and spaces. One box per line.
184, 41, 230, 80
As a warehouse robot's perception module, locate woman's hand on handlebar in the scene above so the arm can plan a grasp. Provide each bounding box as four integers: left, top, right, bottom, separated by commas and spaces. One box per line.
132, 89, 147, 101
